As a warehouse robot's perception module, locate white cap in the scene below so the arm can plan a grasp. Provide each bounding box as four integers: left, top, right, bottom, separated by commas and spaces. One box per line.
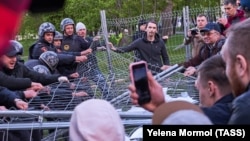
70, 99, 126, 141
75, 22, 86, 32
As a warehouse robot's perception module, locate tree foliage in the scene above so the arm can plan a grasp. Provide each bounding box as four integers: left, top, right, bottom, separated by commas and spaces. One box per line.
19, 0, 219, 35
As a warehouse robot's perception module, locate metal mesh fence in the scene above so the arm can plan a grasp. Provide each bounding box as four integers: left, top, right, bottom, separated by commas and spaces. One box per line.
0, 66, 198, 140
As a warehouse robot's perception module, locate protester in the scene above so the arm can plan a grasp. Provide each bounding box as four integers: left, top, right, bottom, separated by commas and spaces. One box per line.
218, 0, 246, 34
177, 14, 207, 58
180, 22, 225, 76
221, 18, 250, 124
109, 20, 170, 75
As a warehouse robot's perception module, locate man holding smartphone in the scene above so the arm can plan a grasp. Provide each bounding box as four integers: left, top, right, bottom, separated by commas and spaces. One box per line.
109, 20, 170, 75
129, 55, 233, 125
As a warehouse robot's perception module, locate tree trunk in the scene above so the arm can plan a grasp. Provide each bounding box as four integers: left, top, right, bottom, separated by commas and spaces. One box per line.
160, 0, 174, 36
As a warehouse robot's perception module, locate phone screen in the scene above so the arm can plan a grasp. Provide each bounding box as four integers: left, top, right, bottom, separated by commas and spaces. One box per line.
132, 63, 151, 105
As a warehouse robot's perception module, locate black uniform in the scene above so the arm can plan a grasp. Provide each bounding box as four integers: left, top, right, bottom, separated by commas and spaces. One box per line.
59, 34, 90, 76
0, 62, 60, 87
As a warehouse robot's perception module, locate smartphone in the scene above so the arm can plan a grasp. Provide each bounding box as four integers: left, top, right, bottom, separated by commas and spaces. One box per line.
129, 61, 151, 105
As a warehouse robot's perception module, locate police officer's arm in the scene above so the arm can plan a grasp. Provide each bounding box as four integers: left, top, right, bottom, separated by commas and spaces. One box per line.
22, 64, 61, 86
14, 90, 37, 100
0, 71, 32, 90
14, 91, 26, 100
57, 53, 76, 65
0, 86, 27, 109
57, 53, 87, 65
78, 37, 91, 50
57, 50, 81, 56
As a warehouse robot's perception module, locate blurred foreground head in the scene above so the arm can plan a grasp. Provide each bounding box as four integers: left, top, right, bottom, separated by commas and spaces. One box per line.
70, 99, 127, 141
0, 0, 65, 58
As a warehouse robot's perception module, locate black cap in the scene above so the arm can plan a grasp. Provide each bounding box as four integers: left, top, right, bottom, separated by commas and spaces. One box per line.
200, 22, 221, 33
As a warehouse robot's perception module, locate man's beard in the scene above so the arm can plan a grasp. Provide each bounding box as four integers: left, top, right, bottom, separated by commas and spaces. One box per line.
229, 66, 247, 97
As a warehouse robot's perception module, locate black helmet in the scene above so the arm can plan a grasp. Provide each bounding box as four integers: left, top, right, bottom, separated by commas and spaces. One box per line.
10, 40, 23, 55
38, 22, 56, 37
33, 65, 51, 75
60, 18, 74, 31
39, 51, 59, 71
54, 31, 63, 40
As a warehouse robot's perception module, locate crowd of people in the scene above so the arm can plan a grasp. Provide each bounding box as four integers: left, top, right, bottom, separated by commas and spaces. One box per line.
128, 0, 250, 126
1, 0, 250, 140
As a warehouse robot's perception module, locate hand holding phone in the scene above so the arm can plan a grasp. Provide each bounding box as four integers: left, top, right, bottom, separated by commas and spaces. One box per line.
129, 61, 151, 105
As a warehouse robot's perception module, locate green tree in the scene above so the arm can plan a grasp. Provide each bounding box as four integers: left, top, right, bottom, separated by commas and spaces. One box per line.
19, 0, 219, 35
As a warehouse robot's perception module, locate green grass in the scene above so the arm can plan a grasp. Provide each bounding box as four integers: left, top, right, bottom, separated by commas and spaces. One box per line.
166, 34, 186, 65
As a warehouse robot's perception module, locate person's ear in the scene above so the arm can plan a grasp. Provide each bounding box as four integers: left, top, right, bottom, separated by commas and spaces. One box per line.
235, 54, 247, 77
207, 80, 215, 97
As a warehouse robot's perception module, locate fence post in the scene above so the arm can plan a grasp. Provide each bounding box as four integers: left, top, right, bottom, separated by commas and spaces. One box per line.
183, 6, 191, 61
100, 10, 114, 74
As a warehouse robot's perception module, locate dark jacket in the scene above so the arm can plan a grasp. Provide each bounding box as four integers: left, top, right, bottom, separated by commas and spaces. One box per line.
29, 39, 81, 77
61, 34, 90, 52
228, 84, 250, 124
0, 62, 60, 87
0, 86, 19, 108
58, 35, 90, 76
29, 39, 57, 59
0, 71, 32, 90
181, 37, 225, 68
201, 93, 234, 125
114, 33, 170, 73
29, 39, 77, 65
